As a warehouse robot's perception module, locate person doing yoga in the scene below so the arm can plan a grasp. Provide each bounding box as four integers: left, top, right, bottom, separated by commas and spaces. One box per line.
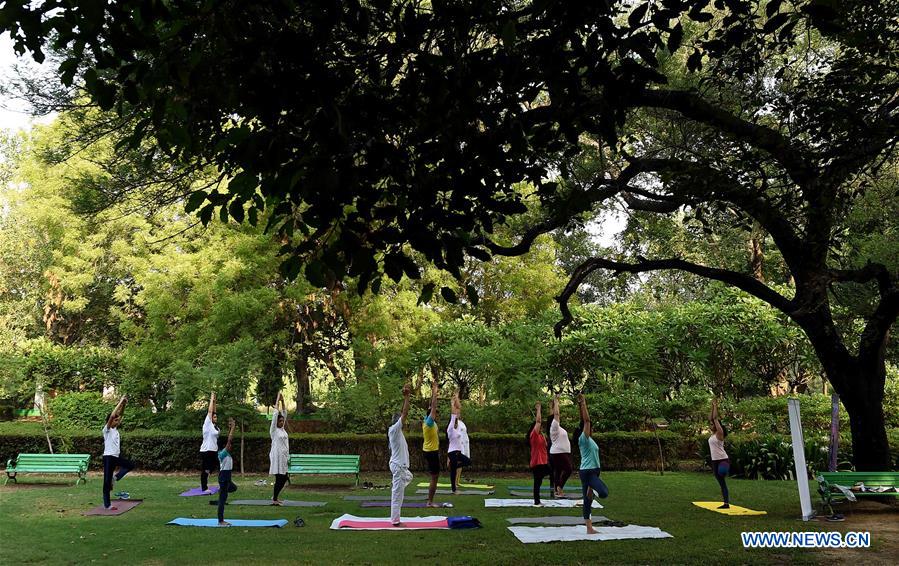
549, 394, 573, 498
528, 401, 551, 506
269, 391, 290, 505
446, 391, 471, 494
388, 383, 413, 526
199, 391, 220, 494
422, 379, 441, 507
576, 393, 609, 535
101, 395, 135, 510
216, 417, 238, 526
709, 398, 730, 509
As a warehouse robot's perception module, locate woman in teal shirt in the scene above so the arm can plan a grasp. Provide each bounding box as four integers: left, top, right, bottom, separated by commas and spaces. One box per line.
576, 394, 608, 534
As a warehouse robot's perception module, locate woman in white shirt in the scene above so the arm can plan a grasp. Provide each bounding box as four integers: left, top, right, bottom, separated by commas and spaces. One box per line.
708, 398, 730, 509
446, 392, 471, 494
270, 391, 290, 505
101, 395, 135, 510
549, 395, 573, 498
199, 391, 220, 493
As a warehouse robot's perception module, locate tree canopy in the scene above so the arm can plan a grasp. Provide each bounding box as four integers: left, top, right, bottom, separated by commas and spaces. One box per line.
2, 0, 897, 468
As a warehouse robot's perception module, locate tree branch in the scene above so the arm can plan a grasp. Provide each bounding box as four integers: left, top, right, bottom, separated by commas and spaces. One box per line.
627, 89, 815, 185
554, 255, 794, 337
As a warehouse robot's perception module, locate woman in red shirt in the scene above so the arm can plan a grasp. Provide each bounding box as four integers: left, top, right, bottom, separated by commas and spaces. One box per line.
527, 401, 551, 506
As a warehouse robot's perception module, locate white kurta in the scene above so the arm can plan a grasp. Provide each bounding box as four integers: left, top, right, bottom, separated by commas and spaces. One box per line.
269, 410, 289, 475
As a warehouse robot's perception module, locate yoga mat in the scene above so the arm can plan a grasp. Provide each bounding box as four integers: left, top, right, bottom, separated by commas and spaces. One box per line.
180, 486, 219, 497
509, 491, 582, 500
416, 482, 493, 489
415, 489, 494, 495
344, 495, 427, 501
507, 516, 605, 526
83, 499, 143, 516
224, 499, 326, 507
508, 525, 672, 543
507, 485, 581, 492
168, 518, 288, 528
692, 502, 767, 516
329, 513, 449, 530
485, 498, 597, 508
360, 501, 453, 508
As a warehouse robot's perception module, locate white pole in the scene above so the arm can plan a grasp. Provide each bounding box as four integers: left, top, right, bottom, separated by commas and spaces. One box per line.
788, 398, 814, 521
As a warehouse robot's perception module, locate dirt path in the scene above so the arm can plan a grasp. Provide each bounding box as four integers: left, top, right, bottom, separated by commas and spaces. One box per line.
814, 501, 899, 564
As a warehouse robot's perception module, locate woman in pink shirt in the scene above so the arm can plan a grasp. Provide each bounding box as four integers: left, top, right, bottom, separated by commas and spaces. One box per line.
708, 398, 730, 509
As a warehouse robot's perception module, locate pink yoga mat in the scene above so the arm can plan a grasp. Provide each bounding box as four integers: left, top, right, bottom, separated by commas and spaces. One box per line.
338, 518, 449, 529
83, 499, 143, 516
180, 486, 219, 497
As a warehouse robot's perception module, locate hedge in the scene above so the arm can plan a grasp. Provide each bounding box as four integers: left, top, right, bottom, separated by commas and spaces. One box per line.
0, 429, 690, 473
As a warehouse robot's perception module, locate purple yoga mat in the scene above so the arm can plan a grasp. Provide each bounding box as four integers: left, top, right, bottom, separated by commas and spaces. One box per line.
83, 499, 143, 516
360, 501, 428, 508
180, 486, 219, 497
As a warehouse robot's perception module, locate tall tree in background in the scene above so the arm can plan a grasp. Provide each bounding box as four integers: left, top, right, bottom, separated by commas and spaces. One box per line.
2, 1, 896, 468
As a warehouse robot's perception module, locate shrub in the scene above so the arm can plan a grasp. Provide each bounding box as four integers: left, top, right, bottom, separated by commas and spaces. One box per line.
49, 392, 113, 429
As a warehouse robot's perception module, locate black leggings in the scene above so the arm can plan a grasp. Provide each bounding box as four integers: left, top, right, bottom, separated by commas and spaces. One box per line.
578, 468, 609, 520
102, 455, 135, 508
217, 470, 238, 522
712, 459, 730, 504
550, 453, 572, 491
448, 451, 471, 492
531, 464, 551, 504
200, 451, 218, 491
273, 473, 288, 500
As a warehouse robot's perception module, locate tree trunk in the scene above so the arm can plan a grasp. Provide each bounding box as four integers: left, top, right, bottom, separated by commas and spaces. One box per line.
748, 221, 764, 282
294, 349, 314, 414
796, 307, 891, 471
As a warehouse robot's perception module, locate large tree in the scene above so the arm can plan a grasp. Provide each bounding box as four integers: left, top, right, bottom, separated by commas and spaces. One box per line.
2, 0, 897, 468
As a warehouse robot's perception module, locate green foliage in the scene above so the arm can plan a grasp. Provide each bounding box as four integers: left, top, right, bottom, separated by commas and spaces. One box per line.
49, 392, 112, 429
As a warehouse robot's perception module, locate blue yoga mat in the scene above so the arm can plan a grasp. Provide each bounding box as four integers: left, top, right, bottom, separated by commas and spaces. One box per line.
168, 518, 288, 528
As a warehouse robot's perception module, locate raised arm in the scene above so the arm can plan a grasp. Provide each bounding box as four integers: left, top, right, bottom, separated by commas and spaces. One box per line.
271, 392, 282, 436
208, 391, 216, 416
106, 395, 127, 428
399, 383, 412, 422
451, 391, 461, 429
711, 398, 724, 441
578, 394, 591, 438
224, 418, 236, 452
533, 402, 542, 435
279, 393, 288, 425
552, 395, 560, 423
428, 380, 439, 421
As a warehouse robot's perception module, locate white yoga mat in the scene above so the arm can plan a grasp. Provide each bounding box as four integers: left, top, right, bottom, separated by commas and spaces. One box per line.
508, 525, 672, 543
485, 498, 599, 508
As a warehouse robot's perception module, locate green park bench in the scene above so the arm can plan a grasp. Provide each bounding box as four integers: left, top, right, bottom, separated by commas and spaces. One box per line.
5, 453, 91, 485
287, 454, 361, 486
815, 471, 899, 514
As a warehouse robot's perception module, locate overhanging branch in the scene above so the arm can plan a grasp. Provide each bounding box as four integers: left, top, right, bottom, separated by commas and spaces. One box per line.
554, 255, 794, 337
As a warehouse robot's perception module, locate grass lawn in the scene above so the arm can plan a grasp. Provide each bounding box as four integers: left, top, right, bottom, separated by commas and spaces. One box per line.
1, 471, 895, 565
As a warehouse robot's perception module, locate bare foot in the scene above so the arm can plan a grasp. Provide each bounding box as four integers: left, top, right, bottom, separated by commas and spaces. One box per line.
218, 521, 232, 527
271, 499, 283, 506
392, 522, 404, 528
426, 502, 442, 508
106, 506, 118, 511
586, 527, 599, 535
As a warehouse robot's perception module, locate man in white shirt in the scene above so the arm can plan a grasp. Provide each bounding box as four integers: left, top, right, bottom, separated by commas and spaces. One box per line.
388, 383, 413, 526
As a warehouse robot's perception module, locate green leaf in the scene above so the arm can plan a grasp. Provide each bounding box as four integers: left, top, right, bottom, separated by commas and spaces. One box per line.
667, 22, 683, 52
628, 3, 649, 27
465, 284, 479, 306
228, 199, 245, 223
185, 191, 207, 213
440, 286, 458, 304
199, 203, 214, 226
417, 282, 436, 305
